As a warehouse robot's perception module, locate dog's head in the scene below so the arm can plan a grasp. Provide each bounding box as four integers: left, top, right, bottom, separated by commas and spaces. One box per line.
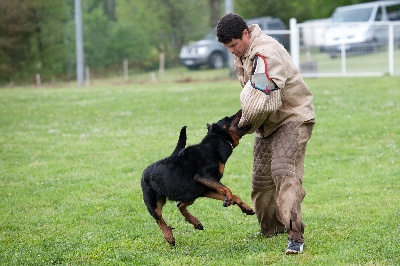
207, 109, 252, 148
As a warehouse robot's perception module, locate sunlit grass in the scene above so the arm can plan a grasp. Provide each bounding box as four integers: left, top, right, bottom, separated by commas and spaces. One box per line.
0, 73, 399, 265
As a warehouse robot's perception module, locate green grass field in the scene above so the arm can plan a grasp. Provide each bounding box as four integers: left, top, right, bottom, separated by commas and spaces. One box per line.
1, 69, 399, 265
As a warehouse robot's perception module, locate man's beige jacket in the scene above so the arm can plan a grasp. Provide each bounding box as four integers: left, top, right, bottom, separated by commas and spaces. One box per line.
234, 24, 315, 137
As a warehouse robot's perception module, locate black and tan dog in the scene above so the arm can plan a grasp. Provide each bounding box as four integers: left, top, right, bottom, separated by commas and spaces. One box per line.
141, 110, 255, 246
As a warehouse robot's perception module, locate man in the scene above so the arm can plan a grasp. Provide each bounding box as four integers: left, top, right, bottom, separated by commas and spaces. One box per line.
217, 13, 315, 255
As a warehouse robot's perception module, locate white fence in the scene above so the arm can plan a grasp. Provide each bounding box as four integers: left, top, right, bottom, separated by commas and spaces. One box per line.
265, 18, 400, 77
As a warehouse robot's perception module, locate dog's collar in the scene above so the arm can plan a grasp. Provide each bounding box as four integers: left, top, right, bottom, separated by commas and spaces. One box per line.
222, 137, 234, 150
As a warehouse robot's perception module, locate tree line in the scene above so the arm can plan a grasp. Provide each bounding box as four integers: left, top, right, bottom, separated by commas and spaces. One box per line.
0, 0, 370, 85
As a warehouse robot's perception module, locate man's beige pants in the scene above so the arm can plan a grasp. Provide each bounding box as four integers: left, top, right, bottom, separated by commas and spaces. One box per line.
252, 121, 314, 243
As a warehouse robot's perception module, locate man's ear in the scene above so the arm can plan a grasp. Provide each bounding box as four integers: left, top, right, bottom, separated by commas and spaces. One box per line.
242, 29, 249, 37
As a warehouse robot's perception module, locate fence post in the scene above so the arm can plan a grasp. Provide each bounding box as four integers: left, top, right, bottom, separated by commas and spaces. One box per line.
123, 59, 129, 80
340, 42, 347, 75
290, 18, 300, 69
159, 52, 165, 74
75, 0, 84, 87
36, 73, 41, 87
388, 24, 394, 76
85, 66, 90, 86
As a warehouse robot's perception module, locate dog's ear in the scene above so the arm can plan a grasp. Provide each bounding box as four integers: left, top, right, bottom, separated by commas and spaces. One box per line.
207, 123, 212, 133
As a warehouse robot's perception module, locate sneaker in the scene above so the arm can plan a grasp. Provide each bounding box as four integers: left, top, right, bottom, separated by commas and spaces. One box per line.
285, 239, 304, 255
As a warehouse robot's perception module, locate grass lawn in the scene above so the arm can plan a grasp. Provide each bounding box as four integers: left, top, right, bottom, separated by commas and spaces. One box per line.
0, 69, 399, 265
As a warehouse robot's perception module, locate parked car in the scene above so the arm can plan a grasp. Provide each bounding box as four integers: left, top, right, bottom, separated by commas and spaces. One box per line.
179, 28, 227, 70
301, 18, 331, 49
246, 17, 290, 50
323, 0, 400, 58
179, 16, 289, 70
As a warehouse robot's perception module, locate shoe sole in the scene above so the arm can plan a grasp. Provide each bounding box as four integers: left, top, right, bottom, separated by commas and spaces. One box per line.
285, 249, 302, 255
285, 244, 304, 255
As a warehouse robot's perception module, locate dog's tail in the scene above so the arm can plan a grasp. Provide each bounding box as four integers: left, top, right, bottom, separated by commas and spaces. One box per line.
171, 126, 187, 156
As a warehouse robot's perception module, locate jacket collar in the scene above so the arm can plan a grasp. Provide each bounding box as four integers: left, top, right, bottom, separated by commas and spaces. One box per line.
242, 24, 262, 60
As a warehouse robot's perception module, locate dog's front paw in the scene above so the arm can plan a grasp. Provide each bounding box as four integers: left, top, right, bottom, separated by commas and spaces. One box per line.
239, 204, 255, 215
223, 196, 233, 207
223, 199, 229, 207
245, 208, 255, 215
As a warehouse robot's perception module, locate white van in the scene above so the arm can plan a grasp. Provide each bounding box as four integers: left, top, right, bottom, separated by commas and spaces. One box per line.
323, 0, 400, 58
302, 18, 331, 47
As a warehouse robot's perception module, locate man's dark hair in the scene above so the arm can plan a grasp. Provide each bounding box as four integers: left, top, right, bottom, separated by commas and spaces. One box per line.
217, 13, 248, 44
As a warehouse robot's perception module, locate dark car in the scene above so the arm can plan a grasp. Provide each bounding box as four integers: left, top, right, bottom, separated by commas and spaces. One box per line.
179, 16, 289, 70
179, 29, 227, 70
246, 16, 290, 50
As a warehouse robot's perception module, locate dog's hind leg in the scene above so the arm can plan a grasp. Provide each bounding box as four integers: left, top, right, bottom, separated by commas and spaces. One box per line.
203, 191, 255, 215
177, 201, 203, 230
154, 197, 176, 246
142, 176, 175, 245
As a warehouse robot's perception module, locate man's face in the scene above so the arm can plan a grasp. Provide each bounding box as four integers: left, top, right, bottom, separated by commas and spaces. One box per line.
222, 29, 250, 58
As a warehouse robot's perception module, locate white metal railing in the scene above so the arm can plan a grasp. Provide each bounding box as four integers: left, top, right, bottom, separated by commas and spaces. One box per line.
264, 18, 400, 77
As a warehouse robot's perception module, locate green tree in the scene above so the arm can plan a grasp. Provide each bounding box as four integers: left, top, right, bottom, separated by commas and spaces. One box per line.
31, 0, 66, 79
209, 0, 224, 28
62, 0, 154, 76
116, 0, 210, 67
0, 0, 66, 84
